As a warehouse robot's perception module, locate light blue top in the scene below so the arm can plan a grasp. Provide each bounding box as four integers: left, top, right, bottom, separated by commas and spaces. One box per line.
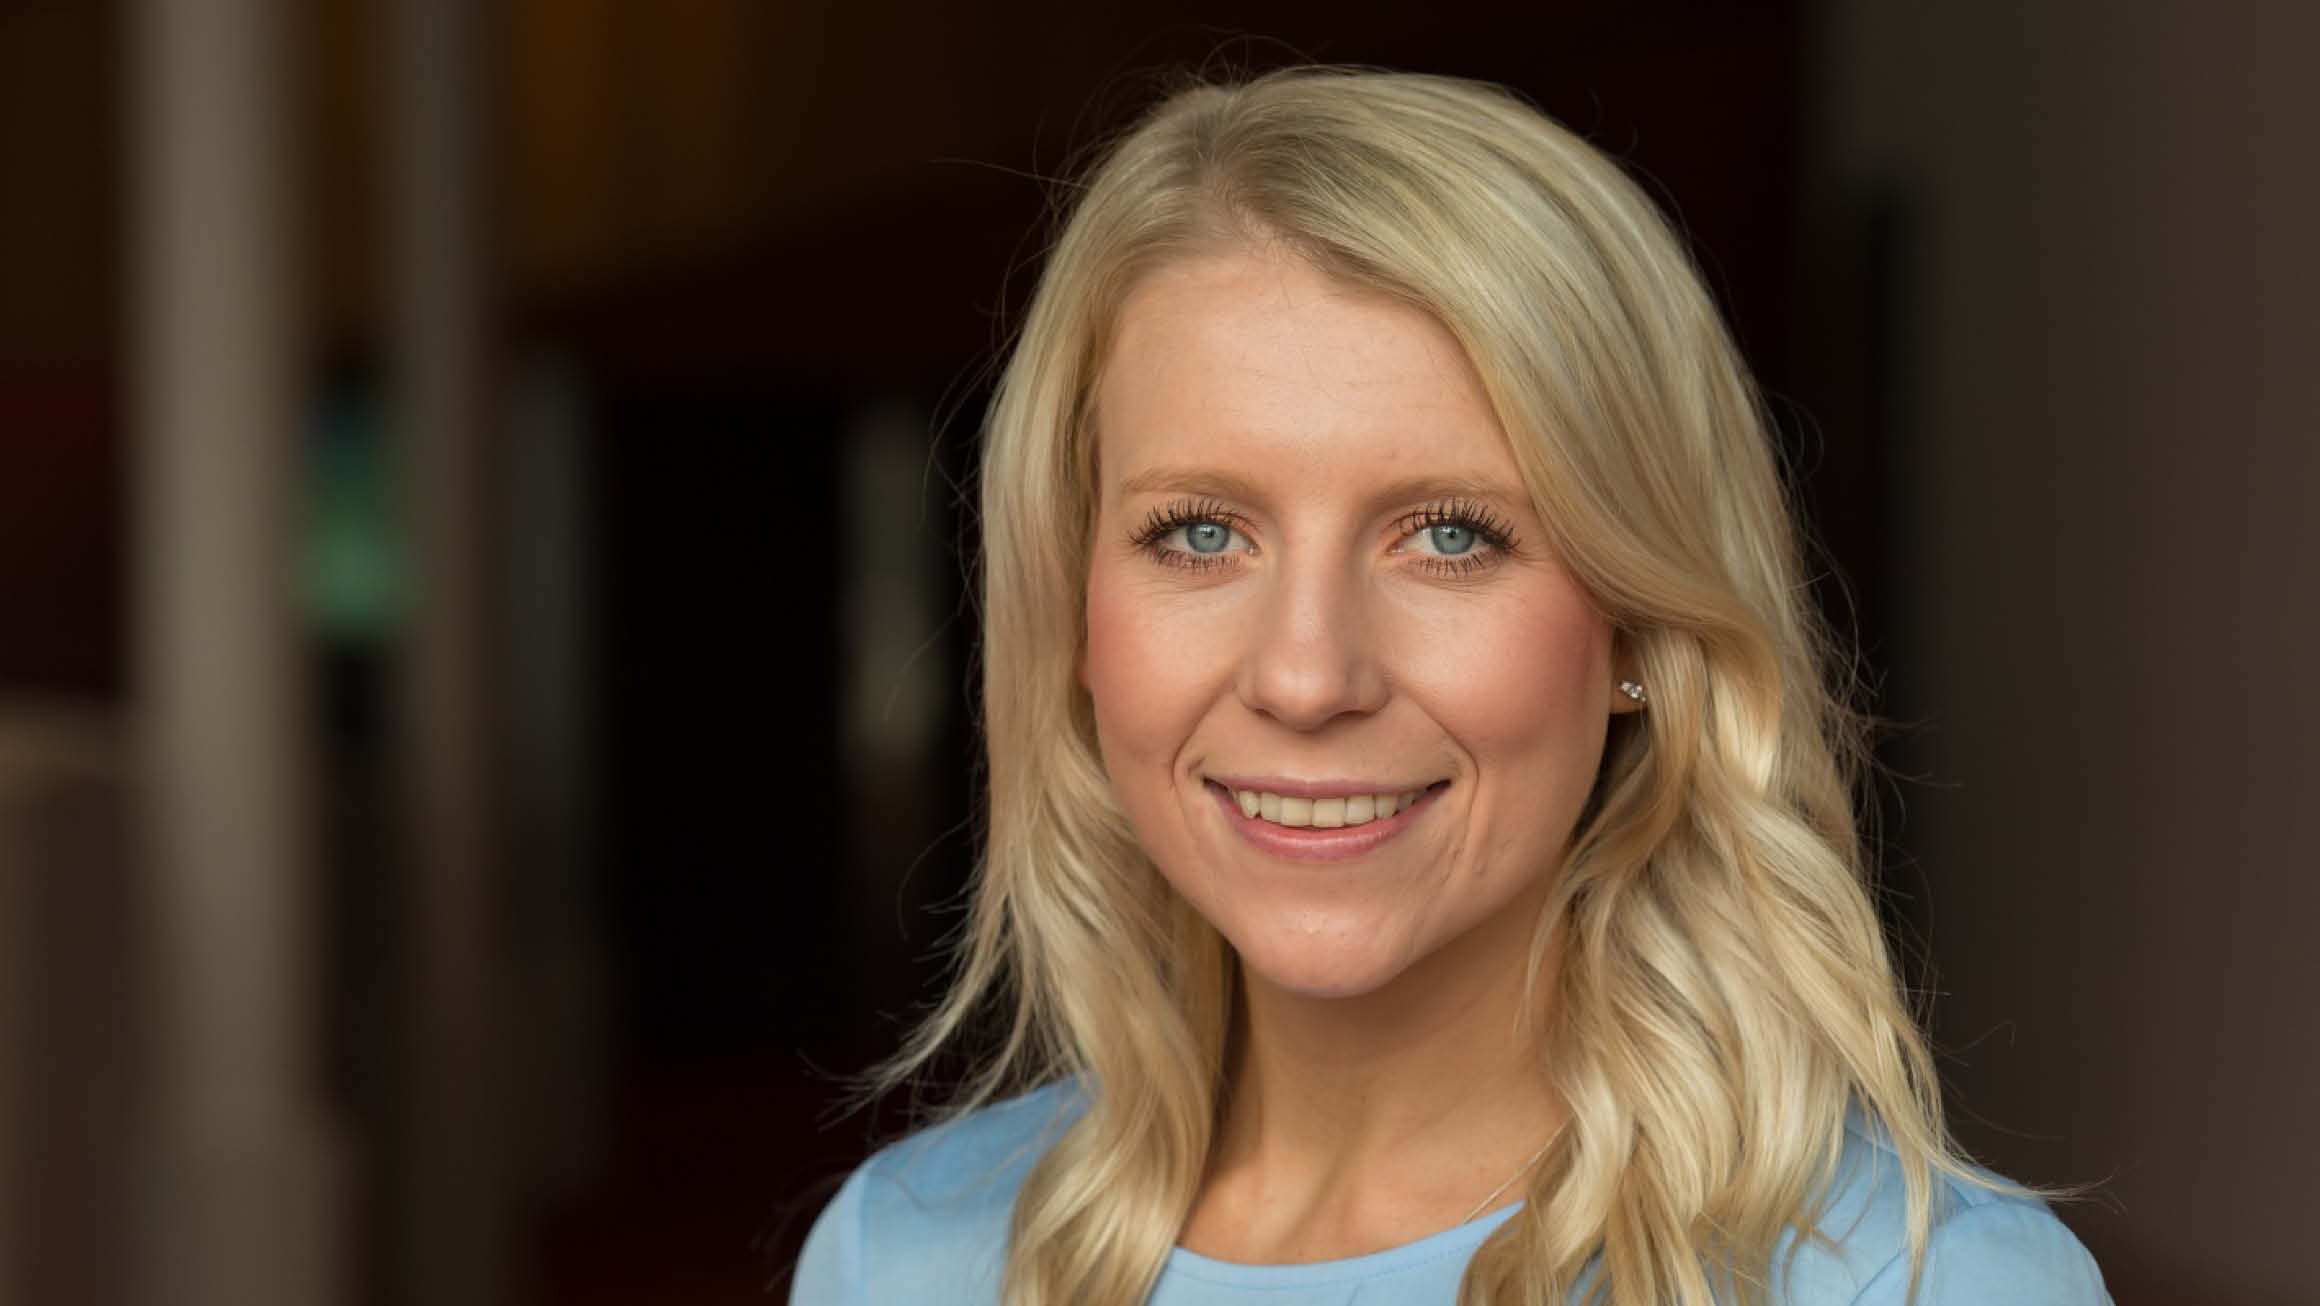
790, 1081, 2110, 1305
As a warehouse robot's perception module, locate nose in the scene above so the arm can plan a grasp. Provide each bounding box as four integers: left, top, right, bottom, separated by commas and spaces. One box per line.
1236, 554, 1389, 730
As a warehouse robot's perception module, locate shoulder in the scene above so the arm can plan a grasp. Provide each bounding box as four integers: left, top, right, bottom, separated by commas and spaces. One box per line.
788, 1080, 1085, 1306
1773, 1114, 2112, 1306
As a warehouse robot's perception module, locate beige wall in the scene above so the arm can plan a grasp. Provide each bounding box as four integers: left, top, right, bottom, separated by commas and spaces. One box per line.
1810, 4, 2320, 1302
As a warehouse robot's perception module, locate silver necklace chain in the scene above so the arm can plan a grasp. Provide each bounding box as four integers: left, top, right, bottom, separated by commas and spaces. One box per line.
1460, 1128, 1561, 1224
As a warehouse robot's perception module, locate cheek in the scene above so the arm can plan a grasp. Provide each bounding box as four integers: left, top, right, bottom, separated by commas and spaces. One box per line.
1081, 560, 1147, 729
1491, 602, 1607, 726
1397, 584, 1611, 776
1081, 558, 1205, 771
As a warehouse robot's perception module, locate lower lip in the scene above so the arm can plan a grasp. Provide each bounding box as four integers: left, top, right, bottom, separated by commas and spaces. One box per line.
1206, 781, 1445, 863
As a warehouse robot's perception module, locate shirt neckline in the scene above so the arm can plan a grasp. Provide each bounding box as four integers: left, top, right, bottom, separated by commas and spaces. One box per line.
1163, 1202, 1523, 1287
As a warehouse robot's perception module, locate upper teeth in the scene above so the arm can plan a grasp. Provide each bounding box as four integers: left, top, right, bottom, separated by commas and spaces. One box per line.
1234, 789, 1424, 828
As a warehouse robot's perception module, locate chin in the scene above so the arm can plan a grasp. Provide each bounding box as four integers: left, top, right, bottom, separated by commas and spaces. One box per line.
1227, 925, 1416, 1000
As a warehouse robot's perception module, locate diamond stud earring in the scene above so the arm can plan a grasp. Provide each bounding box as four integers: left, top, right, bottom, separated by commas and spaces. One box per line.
1617, 679, 1648, 705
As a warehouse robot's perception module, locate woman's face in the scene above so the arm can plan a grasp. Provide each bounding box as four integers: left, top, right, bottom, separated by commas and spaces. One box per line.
1082, 247, 1632, 1001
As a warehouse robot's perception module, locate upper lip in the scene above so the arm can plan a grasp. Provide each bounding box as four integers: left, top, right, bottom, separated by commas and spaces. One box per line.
1204, 775, 1445, 799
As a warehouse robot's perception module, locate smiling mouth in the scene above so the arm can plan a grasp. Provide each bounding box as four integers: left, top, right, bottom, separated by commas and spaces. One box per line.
1202, 777, 1451, 854
1225, 785, 1429, 828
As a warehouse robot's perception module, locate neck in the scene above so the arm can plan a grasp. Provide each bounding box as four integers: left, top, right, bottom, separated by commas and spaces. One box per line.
1222, 909, 1559, 1158
1184, 896, 1567, 1263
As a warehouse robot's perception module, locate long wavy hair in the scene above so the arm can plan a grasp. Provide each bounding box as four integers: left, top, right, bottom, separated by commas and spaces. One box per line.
880, 67, 1999, 1306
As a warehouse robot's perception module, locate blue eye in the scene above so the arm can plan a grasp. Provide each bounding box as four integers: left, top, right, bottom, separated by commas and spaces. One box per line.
1395, 499, 1519, 573
1132, 499, 1252, 570
1419, 523, 1476, 555
1181, 521, 1233, 554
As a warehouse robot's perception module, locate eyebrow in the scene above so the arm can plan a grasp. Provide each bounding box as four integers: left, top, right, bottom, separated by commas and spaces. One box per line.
1112, 466, 1531, 515
1114, 465, 1270, 503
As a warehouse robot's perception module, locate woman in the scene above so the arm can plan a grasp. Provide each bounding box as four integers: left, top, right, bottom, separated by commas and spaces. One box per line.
792, 68, 2110, 1305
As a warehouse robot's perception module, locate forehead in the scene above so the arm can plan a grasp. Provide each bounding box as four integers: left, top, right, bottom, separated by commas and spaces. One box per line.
1092, 250, 1518, 496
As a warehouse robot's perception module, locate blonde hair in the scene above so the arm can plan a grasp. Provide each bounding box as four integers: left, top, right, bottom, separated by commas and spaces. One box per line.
882, 67, 2001, 1306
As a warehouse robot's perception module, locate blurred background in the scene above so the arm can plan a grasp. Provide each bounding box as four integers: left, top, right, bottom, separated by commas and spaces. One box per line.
1, 1, 2313, 1303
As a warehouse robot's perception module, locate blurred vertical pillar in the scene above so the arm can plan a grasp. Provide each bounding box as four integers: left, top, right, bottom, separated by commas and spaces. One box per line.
839, 400, 949, 1025
0, 766, 16, 1302
501, 355, 607, 1202
384, 0, 505, 1302
125, 0, 347, 1304
0, 704, 133, 1304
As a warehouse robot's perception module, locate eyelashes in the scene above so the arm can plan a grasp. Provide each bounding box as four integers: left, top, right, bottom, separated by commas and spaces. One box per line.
1126, 496, 1521, 576
1393, 499, 1520, 574
1129, 498, 1247, 572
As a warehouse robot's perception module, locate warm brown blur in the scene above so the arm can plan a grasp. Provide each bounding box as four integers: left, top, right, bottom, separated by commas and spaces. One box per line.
0, 3, 2310, 1305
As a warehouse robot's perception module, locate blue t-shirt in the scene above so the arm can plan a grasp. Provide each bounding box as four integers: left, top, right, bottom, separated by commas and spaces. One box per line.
790, 1081, 2110, 1305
